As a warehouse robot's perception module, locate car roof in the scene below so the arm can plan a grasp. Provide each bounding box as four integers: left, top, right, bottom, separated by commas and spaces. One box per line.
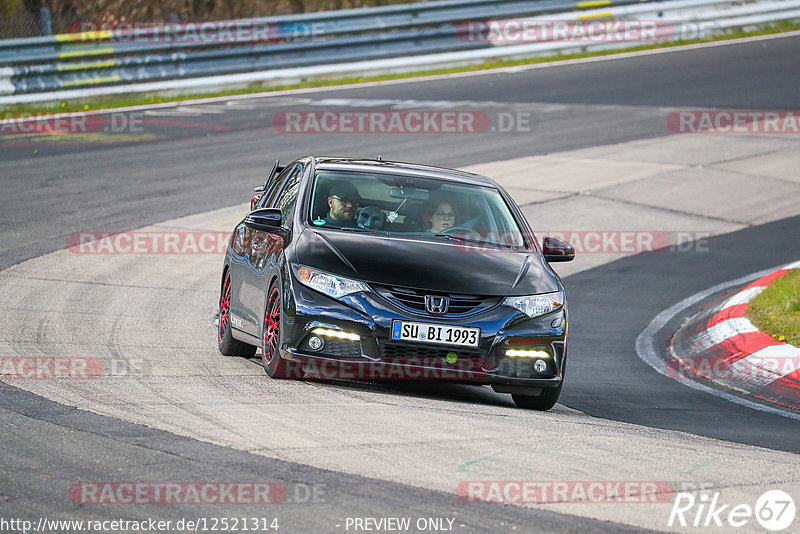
312, 157, 497, 188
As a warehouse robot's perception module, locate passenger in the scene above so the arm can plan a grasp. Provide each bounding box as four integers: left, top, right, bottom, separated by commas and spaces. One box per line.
324, 182, 361, 227
427, 201, 457, 233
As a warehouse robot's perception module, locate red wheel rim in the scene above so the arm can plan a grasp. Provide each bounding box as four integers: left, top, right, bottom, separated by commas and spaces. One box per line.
219, 275, 231, 345
263, 287, 280, 365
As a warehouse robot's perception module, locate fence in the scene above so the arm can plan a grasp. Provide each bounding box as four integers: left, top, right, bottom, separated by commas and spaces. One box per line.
0, 0, 798, 102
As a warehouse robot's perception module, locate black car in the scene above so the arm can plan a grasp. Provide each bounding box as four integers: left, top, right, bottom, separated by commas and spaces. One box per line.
218, 157, 574, 410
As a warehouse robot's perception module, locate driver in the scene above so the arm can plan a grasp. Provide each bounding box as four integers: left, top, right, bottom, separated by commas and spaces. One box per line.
427, 201, 457, 233
324, 181, 361, 227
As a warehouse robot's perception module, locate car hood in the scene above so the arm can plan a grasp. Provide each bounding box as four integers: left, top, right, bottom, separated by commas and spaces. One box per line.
295, 229, 560, 296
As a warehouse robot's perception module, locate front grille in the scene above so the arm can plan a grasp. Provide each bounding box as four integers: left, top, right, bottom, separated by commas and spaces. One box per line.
381, 341, 484, 361
380, 341, 487, 374
372, 284, 497, 316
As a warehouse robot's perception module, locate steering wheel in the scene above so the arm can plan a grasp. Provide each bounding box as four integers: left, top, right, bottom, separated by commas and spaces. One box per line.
436, 226, 482, 241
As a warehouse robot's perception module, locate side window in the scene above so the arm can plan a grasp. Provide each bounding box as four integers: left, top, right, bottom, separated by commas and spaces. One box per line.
277, 167, 303, 224
261, 164, 298, 208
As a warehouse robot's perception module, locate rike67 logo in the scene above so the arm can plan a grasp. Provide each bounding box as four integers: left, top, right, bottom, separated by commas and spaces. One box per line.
669, 490, 796, 531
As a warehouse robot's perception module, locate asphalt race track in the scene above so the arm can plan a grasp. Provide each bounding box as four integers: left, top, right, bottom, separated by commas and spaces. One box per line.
2, 33, 800, 532
565, 215, 800, 451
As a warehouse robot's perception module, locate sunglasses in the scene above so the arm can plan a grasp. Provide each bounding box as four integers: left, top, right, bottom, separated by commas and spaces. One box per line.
331, 196, 360, 205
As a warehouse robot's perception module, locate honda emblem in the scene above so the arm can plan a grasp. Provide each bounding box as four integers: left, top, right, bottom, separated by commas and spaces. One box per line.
425, 295, 449, 315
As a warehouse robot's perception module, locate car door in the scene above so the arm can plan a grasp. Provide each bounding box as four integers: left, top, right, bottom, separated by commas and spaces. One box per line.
236, 163, 303, 337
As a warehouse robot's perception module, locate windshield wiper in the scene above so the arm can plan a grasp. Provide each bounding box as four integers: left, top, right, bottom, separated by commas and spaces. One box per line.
335, 226, 368, 232
432, 233, 518, 249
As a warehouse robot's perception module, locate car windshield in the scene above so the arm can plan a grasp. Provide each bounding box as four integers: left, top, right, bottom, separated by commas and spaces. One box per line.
307, 170, 528, 249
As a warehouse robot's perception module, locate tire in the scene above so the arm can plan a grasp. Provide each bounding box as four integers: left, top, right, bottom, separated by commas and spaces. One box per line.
262, 282, 288, 378
218, 271, 257, 358
512, 383, 562, 411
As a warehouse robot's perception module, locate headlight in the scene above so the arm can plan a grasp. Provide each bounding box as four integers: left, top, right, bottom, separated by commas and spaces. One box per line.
291, 264, 368, 300
503, 291, 564, 318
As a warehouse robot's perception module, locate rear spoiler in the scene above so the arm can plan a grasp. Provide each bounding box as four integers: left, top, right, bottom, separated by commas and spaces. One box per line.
254, 160, 285, 193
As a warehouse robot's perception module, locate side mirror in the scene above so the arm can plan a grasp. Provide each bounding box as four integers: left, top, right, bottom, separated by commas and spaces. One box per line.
542, 236, 575, 262
245, 208, 284, 233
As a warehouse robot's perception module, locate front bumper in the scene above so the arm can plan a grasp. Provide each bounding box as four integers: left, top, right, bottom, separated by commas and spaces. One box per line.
279, 280, 567, 389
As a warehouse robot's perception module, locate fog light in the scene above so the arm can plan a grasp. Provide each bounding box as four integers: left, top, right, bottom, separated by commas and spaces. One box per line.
308, 336, 324, 351
533, 359, 548, 374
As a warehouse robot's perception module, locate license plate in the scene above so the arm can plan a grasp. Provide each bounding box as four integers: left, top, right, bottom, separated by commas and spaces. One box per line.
391, 320, 480, 347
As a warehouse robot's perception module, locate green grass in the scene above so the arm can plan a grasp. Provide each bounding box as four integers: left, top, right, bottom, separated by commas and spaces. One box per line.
4, 20, 800, 114
748, 269, 800, 346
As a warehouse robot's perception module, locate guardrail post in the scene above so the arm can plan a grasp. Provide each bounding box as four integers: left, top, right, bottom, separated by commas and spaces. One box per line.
39, 7, 53, 36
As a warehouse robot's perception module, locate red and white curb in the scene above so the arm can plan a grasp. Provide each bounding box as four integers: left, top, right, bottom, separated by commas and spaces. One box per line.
668, 261, 800, 411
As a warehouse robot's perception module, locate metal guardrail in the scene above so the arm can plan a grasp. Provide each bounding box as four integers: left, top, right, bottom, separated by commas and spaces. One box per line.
0, 0, 627, 65
0, 0, 644, 96
0, 0, 798, 99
